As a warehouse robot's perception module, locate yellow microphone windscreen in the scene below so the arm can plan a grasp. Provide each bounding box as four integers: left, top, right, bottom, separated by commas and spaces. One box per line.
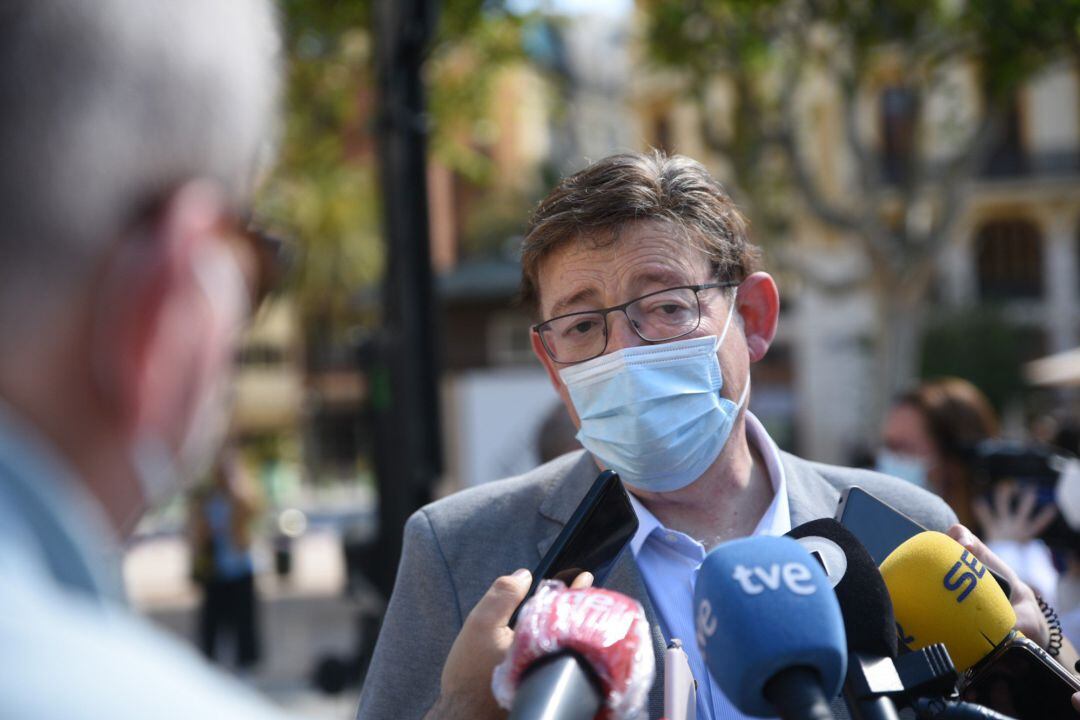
880, 531, 1015, 672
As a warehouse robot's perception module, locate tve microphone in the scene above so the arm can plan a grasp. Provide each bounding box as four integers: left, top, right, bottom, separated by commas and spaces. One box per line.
695, 535, 846, 720
879, 531, 1015, 672
492, 582, 655, 720
788, 519, 900, 720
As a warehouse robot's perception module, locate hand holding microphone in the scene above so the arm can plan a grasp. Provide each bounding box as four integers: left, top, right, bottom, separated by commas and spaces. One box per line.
492, 581, 654, 720
880, 529, 1016, 673
881, 530, 1080, 717
427, 570, 594, 720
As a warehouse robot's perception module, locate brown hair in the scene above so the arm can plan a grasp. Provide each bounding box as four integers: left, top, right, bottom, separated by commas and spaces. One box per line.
898, 378, 1000, 462
897, 377, 999, 527
519, 151, 761, 315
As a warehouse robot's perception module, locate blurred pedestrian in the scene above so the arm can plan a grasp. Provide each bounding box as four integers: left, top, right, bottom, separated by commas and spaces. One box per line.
0, 1, 292, 717
879, 377, 1058, 600
190, 449, 264, 671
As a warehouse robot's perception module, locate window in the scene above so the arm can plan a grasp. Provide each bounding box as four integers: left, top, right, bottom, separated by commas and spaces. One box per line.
975, 219, 1043, 300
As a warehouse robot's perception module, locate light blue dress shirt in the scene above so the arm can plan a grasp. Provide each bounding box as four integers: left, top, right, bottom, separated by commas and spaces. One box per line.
0, 403, 295, 720
628, 411, 791, 720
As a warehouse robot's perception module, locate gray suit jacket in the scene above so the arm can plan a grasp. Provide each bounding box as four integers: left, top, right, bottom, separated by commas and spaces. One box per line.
355, 449, 958, 720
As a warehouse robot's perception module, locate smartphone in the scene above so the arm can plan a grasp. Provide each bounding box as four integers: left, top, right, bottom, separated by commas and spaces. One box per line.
835, 486, 1011, 598
835, 486, 928, 565
508, 469, 638, 627
961, 634, 1080, 719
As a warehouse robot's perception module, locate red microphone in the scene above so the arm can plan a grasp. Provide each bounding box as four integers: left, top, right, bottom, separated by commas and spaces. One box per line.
493, 582, 655, 720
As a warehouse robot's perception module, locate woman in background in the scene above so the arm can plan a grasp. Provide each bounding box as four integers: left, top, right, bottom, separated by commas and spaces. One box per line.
879, 377, 1059, 602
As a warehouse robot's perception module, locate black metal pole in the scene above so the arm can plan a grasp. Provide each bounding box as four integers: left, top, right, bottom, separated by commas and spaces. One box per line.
371, 0, 442, 600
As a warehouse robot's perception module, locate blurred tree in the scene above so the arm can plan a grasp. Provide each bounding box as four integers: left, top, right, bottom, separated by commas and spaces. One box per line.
641, 0, 1080, 400
257, 1, 528, 347
919, 305, 1026, 414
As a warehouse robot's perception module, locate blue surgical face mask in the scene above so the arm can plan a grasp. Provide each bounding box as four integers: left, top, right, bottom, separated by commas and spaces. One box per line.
875, 450, 929, 489
559, 295, 749, 493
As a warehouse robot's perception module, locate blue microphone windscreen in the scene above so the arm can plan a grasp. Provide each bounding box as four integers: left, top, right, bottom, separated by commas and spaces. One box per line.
694, 535, 847, 718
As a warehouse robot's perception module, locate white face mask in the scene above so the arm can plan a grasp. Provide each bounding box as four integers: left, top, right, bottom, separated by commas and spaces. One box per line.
558, 295, 749, 493
131, 246, 247, 514
1056, 459, 1080, 532
875, 450, 929, 489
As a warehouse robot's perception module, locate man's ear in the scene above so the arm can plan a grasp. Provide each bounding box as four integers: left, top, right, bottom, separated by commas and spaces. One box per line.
93, 182, 226, 435
736, 272, 780, 363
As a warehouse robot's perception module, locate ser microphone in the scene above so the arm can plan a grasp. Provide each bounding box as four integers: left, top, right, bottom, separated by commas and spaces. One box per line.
694, 535, 846, 720
492, 582, 655, 720
879, 531, 1016, 673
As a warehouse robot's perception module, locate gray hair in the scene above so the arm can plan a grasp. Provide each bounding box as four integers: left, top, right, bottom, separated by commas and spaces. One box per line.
0, 0, 281, 333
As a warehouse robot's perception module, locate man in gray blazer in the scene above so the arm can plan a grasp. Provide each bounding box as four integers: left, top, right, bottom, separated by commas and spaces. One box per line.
357, 152, 1069, 719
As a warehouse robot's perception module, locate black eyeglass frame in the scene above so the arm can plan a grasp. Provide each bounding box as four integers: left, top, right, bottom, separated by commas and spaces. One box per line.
532, 281, 739, 365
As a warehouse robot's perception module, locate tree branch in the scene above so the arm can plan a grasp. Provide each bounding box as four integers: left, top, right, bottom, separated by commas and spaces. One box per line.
902, 101, 1005, 293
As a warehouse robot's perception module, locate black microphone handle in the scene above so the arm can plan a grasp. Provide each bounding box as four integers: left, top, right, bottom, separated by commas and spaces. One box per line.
841, 654, 902, 720
763, 666, 835, 720
842, 685, 900, 720
508, 652, 604, 720
910, 697, 1018, 720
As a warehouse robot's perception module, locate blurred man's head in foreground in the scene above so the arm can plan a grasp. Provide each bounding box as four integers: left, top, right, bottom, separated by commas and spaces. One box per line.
0, 0, 280, 533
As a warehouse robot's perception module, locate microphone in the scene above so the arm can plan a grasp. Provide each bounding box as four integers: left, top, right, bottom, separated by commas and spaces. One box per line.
879, 531, 1015, 672
788, 519, 901, 720
694, 535, 846, 720
492, 581, 655, 720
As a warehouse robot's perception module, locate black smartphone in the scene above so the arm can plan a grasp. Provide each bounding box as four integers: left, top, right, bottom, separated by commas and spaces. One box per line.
835, 486, 1012, 597
508, 469, 638, 627
835, 486, 927, 566
961, 634, 1080, 719
973, 440, 1079, 550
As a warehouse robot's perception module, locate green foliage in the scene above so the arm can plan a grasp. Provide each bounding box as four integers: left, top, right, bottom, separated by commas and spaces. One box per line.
427, 10, 527, 184
641, 0, 1080, 395
257, 2, 379, 335
919, 305, 1026, 413
257, 0, 529, 338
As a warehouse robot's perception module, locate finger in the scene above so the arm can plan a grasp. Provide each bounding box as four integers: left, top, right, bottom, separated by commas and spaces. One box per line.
1030, 502, 1058, 537
947, 523, 1022, 589
467, 569, 532, 628
570, 571, 594, 590
1072, 690, 1079, 713
1016, 486, 1038, 520
993, 482, 1012, 517
973, 497, 995, 530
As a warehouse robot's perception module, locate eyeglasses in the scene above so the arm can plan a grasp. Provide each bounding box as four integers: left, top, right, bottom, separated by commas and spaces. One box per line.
533, 282, 737, 364
226, 217, 291, 310
128, 192, 290, 312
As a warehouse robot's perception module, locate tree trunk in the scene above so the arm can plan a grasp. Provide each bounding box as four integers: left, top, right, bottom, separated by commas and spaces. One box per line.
875, 284, 925, 413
